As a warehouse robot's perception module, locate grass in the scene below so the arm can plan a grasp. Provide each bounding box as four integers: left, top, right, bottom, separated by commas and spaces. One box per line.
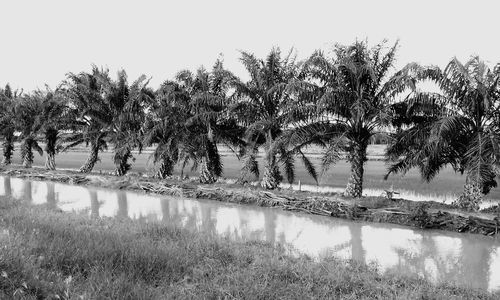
0, 197, 497, 299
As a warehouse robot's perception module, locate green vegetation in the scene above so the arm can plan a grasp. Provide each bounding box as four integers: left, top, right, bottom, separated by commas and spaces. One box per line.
32, 88, 69, 171
230, 48, 318, 189
301, 41, 440, 197
63, 66, 153, 175
0, 84, 18, 165
387, 57, 500, 210
0, 197, 496, 299
1, 40, 500, 210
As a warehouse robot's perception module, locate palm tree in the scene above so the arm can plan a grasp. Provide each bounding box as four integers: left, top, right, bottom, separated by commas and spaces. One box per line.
386, 57, 500, 210
179, 59, 245, 183
14, 94, 44, 168
32, 87, 69, 170
143, 80, 191, 179
0, 84, 21, 165
230, 48, 318, 189
63, 66, 111, 173
304, 40, 439, 197
101, 70, 153, 176
64, 66, 151, 175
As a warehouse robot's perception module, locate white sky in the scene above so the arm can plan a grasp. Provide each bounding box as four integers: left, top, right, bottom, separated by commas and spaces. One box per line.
0, 0, 499, 91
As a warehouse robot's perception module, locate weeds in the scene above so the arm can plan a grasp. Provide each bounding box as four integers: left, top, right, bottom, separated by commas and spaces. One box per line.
410, 202, 432, 228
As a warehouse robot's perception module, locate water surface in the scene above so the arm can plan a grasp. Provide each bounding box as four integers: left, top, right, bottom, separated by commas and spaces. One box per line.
1, 176, 499, 292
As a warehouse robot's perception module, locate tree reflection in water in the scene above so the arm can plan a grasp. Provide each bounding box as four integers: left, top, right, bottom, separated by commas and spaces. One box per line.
264, 210, 276, 244
200, 204, 216, 235
349, 225, 365, 264
183, 201, 200, 231
2, 176, 11, 196
460, 240, 492, 290
117, 191, 128, 219
23, 181, 32, 202
389, 234, 494, 290
90, 190, 100, 219
161, 198, 182, 225
46, 182, 57, 209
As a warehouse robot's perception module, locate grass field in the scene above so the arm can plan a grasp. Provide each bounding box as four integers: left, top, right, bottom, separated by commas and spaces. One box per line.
9, 147, 500, 201
0, 197, 496, 299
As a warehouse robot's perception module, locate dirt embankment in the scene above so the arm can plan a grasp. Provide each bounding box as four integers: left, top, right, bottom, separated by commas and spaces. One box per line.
1, 166, 499, 236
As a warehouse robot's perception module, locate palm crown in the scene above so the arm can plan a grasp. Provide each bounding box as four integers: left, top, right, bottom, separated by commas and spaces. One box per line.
32, 87, 70, 170
63, 66, 152, 174
143, 80, 191, 179
14, 94, 44, 168
305, 40, 439, 197
179, 60, 245, 183
230, 48, 317, 189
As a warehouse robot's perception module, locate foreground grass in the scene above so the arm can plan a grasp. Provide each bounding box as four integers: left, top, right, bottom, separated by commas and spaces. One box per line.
0, 198, 496, 299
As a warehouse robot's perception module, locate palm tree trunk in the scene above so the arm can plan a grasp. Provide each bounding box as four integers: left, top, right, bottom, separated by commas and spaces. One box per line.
199, 157, 216, 184
345, 142, 368, 198
21, 138, 34, 168
237, 149, 259, 184
261, 152, 282, 190
454, 176, 482, 211
79, 141, 99, 173
1, 132, 14, 165
261, 131, 282, 190
114, 148, 132, 176
157, 155, 174, 179
44, 128, 58, 170
45, 152, 56, 170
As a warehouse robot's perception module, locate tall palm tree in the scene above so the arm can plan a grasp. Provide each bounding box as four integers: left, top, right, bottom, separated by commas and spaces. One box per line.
14, 94, 44, 168
179, 59, 245, 183
386, 57, 500, 210
305, 40, 439, 197
230, 48, 318, 189
143, 80, 191, 179
0, 84, 21, 165
32, 87, 69, 170
63, 66, 111, 173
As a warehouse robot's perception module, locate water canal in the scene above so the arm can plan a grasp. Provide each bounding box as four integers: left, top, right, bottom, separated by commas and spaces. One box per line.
1, 175, 499, 292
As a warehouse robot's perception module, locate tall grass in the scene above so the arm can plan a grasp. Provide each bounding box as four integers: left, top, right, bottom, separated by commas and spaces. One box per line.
0, 197, 496, 299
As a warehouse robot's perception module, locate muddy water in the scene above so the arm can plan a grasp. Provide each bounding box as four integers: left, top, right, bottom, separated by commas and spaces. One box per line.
1, 176, 499, 292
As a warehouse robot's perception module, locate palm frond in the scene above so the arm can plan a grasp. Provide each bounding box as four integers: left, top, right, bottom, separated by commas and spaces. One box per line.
299, 150, 318, 184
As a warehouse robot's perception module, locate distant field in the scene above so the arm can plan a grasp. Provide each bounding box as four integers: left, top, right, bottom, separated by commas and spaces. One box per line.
7, 146, 500, 201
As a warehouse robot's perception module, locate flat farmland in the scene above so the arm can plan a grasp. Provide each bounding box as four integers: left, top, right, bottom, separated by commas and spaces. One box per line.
9, 146, 500, 201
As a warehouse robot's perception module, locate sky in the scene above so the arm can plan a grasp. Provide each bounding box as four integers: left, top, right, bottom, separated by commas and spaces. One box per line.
0, 0, 499, 92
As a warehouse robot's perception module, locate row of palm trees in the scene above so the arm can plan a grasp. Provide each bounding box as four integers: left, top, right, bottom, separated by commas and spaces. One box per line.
1, 40, 499, 210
